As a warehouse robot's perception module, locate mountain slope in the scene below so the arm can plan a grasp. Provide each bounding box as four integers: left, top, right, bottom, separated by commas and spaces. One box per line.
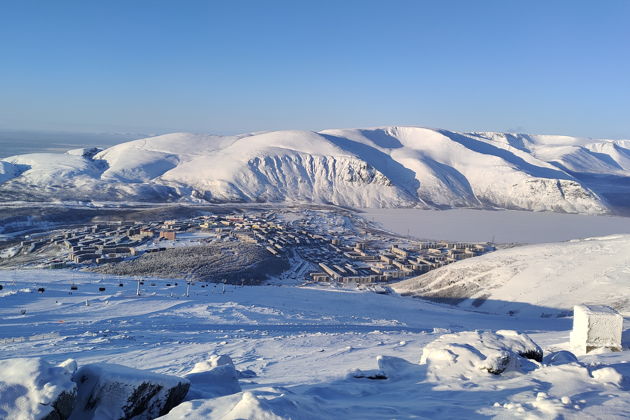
1, 126, 628, 213
392, 234, 630, 316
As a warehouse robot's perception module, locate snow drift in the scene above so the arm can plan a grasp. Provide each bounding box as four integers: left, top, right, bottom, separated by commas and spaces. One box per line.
420, 330, 542, 379
2, 126, 630, 213
162, 342, 628, 420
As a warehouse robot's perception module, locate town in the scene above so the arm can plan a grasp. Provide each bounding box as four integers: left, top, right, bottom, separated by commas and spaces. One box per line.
1, 208, 494, 285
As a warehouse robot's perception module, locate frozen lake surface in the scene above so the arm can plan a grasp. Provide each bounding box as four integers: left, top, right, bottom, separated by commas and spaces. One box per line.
360, 208, 630, 243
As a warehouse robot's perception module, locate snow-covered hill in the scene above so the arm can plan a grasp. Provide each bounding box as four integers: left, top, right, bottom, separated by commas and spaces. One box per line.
392, 234, 630, 316
2, 126, 630, 213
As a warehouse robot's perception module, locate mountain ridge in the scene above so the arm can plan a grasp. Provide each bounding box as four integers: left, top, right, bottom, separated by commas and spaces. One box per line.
1, 126, 629, 214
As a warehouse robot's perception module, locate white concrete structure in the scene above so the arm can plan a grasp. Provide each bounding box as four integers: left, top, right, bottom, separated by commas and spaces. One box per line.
570, 305, 623, 353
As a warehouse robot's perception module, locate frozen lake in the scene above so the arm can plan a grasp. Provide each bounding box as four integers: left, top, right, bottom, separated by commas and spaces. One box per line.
360, 208, 630, 243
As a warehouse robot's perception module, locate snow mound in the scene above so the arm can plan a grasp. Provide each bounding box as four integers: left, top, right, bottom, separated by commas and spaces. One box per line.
591, 367, 623, 387
185, 355, 241, 399
0, 358, 77, 420
160, 391, 314, 420
219, 392, 285, 420
71, 363, 189, 420
393, 234, 630, 316
188, 354, 234, 373
420, 330, 542, 379
543, 351, 578, 366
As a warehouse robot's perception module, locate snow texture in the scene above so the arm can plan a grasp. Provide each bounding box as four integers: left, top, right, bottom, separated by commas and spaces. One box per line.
420, 330, 542, 378
0, 358, 77, 420
4, 126, 630, 214
570, 304, 623, 354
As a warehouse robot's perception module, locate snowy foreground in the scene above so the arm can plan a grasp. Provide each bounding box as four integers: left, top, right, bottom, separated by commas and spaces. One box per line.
1, 269, 629, 419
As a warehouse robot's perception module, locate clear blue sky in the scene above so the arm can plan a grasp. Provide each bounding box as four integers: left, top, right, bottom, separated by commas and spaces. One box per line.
1, 0, 629, 138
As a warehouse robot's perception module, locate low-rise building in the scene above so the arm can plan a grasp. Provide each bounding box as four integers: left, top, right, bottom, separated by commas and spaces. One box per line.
159, 231, 177, 240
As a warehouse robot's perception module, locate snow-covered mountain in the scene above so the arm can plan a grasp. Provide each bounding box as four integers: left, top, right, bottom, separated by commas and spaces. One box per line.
392, 234, 630, 316
2, 126, 630, 213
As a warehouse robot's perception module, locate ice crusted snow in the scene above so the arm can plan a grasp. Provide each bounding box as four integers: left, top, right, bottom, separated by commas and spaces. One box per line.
571, 304, 623, 354
3, 126, 630, 213
0, 268, 629, 418
393, 234, 630, 316
0, 357, 77, 420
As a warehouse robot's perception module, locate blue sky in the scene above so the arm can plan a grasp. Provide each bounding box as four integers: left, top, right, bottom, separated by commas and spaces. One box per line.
1, 0, 629, 138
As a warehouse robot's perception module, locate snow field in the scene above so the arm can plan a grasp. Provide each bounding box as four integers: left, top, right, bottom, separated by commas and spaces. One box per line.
0, 268, 629, 418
